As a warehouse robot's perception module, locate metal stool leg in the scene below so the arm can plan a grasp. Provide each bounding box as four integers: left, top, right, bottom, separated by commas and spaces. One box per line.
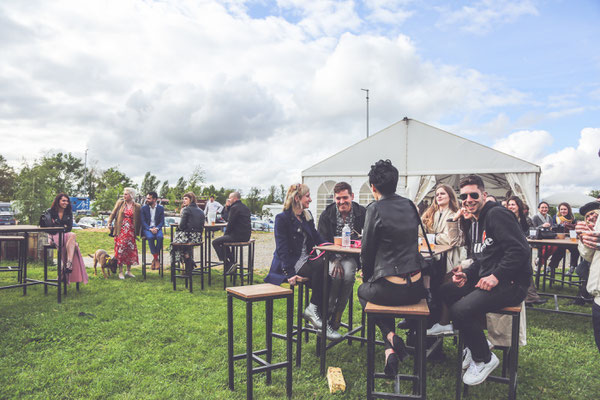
266, 298, 273, 385
228, 294, 234, 391
246, 300, 253, 400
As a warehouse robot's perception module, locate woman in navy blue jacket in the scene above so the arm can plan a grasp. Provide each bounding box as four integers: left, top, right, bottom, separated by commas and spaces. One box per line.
265, 184, 340, 339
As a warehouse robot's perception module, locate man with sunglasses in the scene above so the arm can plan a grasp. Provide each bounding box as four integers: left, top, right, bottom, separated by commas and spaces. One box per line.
318, 181, 366, 333
440, 175, 530, 386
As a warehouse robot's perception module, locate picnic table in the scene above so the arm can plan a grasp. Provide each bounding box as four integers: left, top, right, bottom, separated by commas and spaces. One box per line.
0, 225, 66, 303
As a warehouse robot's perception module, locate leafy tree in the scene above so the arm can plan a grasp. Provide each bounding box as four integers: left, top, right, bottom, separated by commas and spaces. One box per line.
0, 155, 16, 201
278, 184, 286, 203
186, 166, 205, 195
172, 177, 187, 200
40, 152, 85, 195
589, 190, 600, 199
265, 185, 277, 204
92, 166, 134, 212
244, 186, 263, 215
140, 171, 160, 196
14, 162, 57, 223
159, 181, 170, 198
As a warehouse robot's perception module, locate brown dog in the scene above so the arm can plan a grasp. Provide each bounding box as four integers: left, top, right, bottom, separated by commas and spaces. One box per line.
90, 249, 118, 278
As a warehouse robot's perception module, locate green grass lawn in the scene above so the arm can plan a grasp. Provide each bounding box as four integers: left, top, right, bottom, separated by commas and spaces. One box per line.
1, 232, 599, 399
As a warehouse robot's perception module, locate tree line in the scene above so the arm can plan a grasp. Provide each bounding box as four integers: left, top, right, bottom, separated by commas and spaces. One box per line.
0, 153, 287, 224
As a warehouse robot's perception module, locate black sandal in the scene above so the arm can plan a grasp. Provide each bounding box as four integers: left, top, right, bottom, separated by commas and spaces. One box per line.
391, 334, 409, 362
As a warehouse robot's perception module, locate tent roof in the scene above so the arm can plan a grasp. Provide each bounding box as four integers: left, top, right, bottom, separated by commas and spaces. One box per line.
541, 192, 597, 208
302, 118, 541, 177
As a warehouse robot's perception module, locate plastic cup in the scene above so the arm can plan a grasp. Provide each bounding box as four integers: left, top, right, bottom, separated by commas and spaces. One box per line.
569, 230, 577, 242
529, 229, 537, 238
334, 236, 342, 246
426, 234, 436, 249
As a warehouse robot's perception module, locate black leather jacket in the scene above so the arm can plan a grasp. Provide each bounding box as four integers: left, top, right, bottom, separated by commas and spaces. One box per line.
360, 194, 423, 282
179, 203, 205, 233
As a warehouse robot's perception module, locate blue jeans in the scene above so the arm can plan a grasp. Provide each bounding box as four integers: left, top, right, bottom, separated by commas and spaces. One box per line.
144, 228, 163, 255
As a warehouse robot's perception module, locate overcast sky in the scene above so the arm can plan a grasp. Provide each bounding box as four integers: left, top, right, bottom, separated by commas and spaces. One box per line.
1, 0, 599, 197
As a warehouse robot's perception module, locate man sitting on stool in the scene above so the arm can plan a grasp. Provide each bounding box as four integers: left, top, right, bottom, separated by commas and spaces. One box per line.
141, 191, 165, 270
440, 175, 530, 386
318, 181, 365, 332
213, 192, 251, 274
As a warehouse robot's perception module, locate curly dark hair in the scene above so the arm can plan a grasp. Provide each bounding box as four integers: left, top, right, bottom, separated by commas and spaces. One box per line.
50, 193, 72, 214
508, 196, 526, 222
368, 159, 398, 196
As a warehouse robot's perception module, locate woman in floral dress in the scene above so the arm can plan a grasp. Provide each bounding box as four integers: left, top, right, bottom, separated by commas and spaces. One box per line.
108, 187, 141, 279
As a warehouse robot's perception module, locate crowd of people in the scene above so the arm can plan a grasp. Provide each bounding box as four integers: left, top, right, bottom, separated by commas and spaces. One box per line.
42, 159, 599, 387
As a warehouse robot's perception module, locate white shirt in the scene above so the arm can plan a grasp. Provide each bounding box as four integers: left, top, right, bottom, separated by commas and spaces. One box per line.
204, 200, 223, 215
149, 204, 157, 227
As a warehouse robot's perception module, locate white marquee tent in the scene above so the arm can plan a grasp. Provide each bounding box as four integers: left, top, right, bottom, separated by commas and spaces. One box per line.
302, 118, 541, 217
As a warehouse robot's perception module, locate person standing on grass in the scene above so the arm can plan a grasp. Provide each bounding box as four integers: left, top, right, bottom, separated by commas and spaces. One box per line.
141, 191, 165, 270
212, 192, 251, 275
108, 187, 141, 280
439, 175, 530, 386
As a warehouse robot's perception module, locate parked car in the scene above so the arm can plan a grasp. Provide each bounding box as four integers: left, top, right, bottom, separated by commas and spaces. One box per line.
0, 202, 16, 225
251, 221, 269, 231
77, 217, 99, 229
164, 217, 181, 228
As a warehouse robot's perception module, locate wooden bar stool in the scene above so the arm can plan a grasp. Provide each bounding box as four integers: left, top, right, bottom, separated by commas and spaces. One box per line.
141, 236, 164, 279
365, 299, 430, 400
170, 242, 202, 292
457, 304, 522, 400
0, 235, 26, 283
227, 283, 293, 400
223, 239, 255, 289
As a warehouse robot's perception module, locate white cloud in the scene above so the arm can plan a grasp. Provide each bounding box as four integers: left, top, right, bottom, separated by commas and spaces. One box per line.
437, 0, 538, 34
365, 0, 414, 25
492, 129, 553, 162
1, 0, 585, 195
493, 128, 600, 196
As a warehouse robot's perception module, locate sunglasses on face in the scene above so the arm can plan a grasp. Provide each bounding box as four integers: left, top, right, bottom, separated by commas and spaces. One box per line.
459, 192, 480, 201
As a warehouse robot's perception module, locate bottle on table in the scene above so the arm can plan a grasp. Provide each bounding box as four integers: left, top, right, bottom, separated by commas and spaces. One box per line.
341, 224, 351, 247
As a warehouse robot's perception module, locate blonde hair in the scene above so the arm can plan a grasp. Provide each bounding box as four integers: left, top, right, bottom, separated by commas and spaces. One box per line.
421, 184, 459, 231
283, 183, 312, 220
124, 187, 136, 199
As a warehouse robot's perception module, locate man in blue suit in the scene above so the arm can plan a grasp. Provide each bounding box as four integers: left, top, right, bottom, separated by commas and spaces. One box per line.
141, 191, 165, 270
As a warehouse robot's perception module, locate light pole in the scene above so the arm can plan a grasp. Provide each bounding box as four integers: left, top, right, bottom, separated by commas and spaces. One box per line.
361, 88, 369, 138
83, 148, 88, 196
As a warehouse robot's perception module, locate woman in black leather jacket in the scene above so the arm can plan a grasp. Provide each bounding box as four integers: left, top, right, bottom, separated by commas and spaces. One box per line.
358, 160, 426, 376
171, 192, 205, 273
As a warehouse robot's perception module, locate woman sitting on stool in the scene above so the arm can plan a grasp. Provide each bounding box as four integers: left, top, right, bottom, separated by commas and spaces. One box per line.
46, 193, 88, 284
171, 192, 204, 273
358, 160, 426, 376
264, 184, 341, 340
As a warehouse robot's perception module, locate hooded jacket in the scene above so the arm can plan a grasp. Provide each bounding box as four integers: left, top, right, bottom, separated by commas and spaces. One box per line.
317, 201, 366, 242
464, 201, 531, 287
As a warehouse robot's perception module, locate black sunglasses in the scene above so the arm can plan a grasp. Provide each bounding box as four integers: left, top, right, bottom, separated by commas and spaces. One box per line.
459, 192, 480, 201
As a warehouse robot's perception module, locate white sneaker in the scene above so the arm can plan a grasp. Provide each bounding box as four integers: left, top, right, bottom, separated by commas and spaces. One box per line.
462, 347, 472, 370
325, 325, 343, 341
303, 303, 322, 329
463, 352, 499, 386
126, 272, 135, 278
462, 341, 493, 370
427, 323, 454, 336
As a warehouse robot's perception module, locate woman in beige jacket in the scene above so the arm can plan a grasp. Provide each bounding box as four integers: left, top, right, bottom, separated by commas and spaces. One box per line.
108, 187, 141, 279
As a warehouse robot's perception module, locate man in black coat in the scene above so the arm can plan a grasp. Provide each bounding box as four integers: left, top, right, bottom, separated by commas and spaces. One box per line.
440, 175, 530, 386
318, 182, 366, 330
213, 192, 251, 274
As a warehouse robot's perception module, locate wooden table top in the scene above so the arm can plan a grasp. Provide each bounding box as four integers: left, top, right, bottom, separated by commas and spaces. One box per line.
226, 283, 292, 299
527, 238, 578, 246
314, 244, 361, 254
420, 244, 452, 256
0, 225, 65, 233
205, 223, 227, 230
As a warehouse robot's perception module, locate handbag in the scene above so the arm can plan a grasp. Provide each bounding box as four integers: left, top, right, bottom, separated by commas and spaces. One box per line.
39, 209, 53, 228
108, 225, 115, 237
536, 227, 556, 240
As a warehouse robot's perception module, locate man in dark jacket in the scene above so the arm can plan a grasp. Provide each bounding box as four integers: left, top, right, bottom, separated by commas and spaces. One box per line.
213, 191, 251, 274
440, 175, 530, 387
318, 182, 366, 330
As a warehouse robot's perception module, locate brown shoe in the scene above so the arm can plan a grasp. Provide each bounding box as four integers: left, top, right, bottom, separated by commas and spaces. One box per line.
151, 259, 158, 270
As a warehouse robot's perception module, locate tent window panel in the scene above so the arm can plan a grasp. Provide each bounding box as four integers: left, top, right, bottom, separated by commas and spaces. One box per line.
317, 180, 337, 217
359, 182, 375, 207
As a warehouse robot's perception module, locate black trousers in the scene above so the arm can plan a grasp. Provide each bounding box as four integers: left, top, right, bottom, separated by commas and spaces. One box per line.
549, 247, 580, 269
440, 279, 526, 363
297, 257, 330, 308
213, 234, 235, 265
593, 302, 600, 353
358, 277, 425, 349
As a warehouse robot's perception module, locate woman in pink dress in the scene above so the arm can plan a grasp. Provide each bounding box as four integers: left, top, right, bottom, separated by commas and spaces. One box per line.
46, 193, 88, 284
108, 187, 141, 280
